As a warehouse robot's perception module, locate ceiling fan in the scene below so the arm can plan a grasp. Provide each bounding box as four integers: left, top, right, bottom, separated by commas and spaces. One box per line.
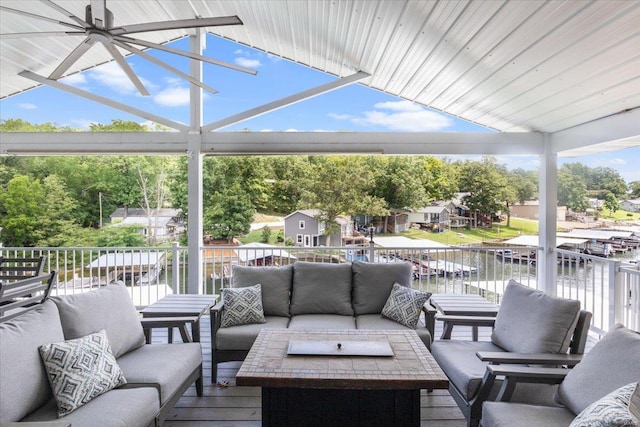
1, 0, 257, 95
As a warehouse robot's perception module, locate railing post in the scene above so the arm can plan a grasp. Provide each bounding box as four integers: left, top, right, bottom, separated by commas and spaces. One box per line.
171, 242, 180, 294
609, 260, 622, 331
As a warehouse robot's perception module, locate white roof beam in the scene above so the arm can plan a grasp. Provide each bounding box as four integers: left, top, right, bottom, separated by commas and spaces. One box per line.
18, 71, 190, 132
202, 71, 371, 132
550, 107, 640, 155
1, 131, 544, 155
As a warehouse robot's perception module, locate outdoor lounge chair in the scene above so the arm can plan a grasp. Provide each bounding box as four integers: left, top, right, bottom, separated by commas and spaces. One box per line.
0, 256, 46, 281
430, 280, 592, 427
0, 271, 57, 322
480, 323, 640, 427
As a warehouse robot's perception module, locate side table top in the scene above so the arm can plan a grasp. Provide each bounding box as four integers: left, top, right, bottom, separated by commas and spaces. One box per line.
140, 294, 218, 317
236, 329, 448, 390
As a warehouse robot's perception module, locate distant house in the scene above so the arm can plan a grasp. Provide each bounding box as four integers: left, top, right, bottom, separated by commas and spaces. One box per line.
110, 207, 185, 242
432, 195, 471, 229
510, 201, 567, 221
385, 210, 410, 234
621, 198, 640, 213
407, 206, 450, 232
283, 209, 347, 247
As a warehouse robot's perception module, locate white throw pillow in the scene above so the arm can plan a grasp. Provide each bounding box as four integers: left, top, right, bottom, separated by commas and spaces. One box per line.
220, 284, 266, 328
39, 330, 127, 417
570, 382, 640, 427
381, 283, 431, 329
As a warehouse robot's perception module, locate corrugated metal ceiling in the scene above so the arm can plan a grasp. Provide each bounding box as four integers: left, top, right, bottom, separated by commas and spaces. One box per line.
1, 0, 639, 135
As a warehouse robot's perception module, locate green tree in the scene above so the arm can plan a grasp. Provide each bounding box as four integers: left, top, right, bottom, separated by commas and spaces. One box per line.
0, 175, 45, 246
261, 225, 272, 243
511, 168, 538, 204
299, 156, 387, 244
204, 184, 254, 242
37, 175, 81, 246
629, 181, 640, 199
558, 167, 589, 212
456, 157, 509, 227
603, 192, 620, 215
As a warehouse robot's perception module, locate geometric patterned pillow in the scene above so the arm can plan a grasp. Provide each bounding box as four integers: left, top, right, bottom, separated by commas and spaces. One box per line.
570, 382, 640, 427
38, 330, 127, 417
381, 283, 432, 329
220, 284, 266, 328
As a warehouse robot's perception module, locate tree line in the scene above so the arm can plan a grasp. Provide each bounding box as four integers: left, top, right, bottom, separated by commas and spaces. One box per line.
1, 118, 637, 248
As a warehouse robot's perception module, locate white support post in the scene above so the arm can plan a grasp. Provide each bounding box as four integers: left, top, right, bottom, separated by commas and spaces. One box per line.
538, 134, 558, 295
186, 30, 205, 295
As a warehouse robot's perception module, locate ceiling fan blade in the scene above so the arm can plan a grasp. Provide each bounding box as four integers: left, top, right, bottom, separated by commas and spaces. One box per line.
39, 0, 89, 28
114, 35, 258, 75
111, 16, 243, 35
1, 31, 85, 39
100, 40, 150, 96
89, 0, 108, 29
49, 37, 96, 80
113, 40, 219, 94
0, 6, 86, 31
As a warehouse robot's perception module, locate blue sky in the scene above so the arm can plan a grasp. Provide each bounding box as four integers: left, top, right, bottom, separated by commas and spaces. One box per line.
1, 34, 638, 183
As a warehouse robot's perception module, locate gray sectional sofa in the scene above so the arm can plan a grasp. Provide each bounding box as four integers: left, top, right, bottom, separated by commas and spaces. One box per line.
211, 260, 435, 382
0, 282, 203, 427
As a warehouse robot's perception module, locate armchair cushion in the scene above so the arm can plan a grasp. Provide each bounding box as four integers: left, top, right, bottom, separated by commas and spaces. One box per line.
51, 282, 145, 358
492, 280, 580, 354
481, 402, 576, 427
231, 264, 292, 317
220, 284, 266, 328
381, 283, 431, 328
290, 261, 353, 316
557, 324, 640, 416
39, 330, 127, 417
569, 382, 640, 427
351, 261, 413, 315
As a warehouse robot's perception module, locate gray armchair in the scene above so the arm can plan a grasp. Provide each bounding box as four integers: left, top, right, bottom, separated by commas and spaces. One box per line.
480, 324, 640, 427
430, 280, 592, 427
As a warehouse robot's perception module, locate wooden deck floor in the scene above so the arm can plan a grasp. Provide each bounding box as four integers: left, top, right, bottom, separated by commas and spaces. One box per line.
155, 318, 481, 427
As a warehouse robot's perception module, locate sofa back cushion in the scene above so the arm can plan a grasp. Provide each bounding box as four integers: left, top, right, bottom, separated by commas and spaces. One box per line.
52, 282, 145, 358
556, 324, 640, 415
231, 264, 292, 317
290, 261, 353, 316
491, 280, 580, 353
352, 261, 413, 315
0, 300, 64, 423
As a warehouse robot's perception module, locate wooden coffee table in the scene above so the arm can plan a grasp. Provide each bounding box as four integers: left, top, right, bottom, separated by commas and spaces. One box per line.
236, 329, 448, 427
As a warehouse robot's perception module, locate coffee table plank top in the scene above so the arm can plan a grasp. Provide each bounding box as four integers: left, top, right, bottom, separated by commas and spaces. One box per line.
236, 329, 448, 390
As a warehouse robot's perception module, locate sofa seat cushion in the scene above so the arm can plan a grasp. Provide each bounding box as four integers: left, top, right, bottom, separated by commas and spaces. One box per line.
231, 264, 293, 317
39, 330, 127, 417
52, 282, 145, 358
492, 280, 580, 354
481, 402, 575, 427
288, 314, 356, 329
21, 388, 159, 427
215, 316, 290, 351
0, 300, 65, 424
557, 324, 640, 416
352, 261, 413, 315
356, 314, 431, 349
116, 342, 202, 405
290, 262, 353, 316
430, 340, 504, 400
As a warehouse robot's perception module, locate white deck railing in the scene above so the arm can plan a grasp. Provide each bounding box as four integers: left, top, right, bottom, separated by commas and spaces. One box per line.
2, 244, 637, 334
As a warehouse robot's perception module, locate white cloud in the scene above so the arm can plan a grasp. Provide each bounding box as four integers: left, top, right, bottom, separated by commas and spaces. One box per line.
607, 158, 626, 166
259, 128, 274, 132
235, 57, 262, 68
329, 113, 353, 120
153, 86, 190, 107
62, 73, 88, 87
284, 128, 299, 132
19, 103, 37, 110
349, 100, 453, 131
70, 119, 95, 130
87, 62, 152, 95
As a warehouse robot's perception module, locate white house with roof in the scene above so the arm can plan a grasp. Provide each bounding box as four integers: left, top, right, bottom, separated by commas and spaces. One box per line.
110, 207, 185, 242
407, 206, 451, 232
283, 209, 349, 247
621, 199, 640, 213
